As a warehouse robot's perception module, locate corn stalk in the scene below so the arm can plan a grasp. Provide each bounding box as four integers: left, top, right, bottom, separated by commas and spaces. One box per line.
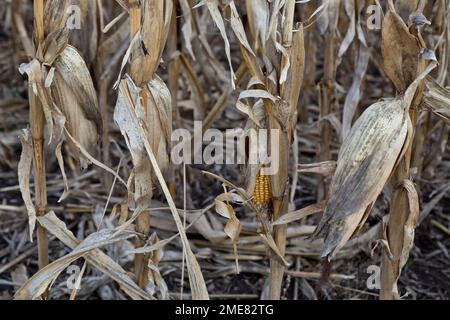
208, 0, 304, 299
128, 0, 150, 289
380, 0, 431, 300
268, 0, 296, 300
317, 0, 340, 200
31, 0, 49, 272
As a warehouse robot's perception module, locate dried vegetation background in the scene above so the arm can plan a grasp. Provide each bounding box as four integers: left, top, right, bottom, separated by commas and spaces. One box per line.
0, 0, 449, 300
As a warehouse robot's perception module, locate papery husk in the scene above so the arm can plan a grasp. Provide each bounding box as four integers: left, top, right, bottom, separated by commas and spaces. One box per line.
43, 0, 71, 37
51, 45, 102, 168
241, 100, 267, 196
314, 99, 409, 260
382, 10, 424, 93
130, 0, 172, 86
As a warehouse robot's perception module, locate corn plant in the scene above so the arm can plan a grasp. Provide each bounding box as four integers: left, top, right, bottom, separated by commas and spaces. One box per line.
0, 0, 448, 301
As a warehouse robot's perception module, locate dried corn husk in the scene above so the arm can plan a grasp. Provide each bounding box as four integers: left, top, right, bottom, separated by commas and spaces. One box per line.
382, 10, 423, 93
314, 98, 409, 260
130, 0, 172, 86
51, 45, 102, 168
43, 0, 71, 38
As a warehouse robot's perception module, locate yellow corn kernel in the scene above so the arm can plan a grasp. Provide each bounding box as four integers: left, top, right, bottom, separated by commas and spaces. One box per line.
253, 171, 272, 206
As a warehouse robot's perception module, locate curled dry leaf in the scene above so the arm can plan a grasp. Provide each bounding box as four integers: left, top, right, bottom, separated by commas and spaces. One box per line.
146, 76, 172, 176
314, 99, 409, 260
19, 59, 66, 144
215, 198, 242, 243
381, 180, 420, 299
236, 100, 262, 128
18, 129, 36, 240
423, 77, 450, 125
214, 197, 242, 272
397, 180, 420, 273
317, 0, 341, 35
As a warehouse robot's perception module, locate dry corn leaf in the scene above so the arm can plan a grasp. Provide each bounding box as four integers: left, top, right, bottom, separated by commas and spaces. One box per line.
114, 75, 172, 210
114, 80, 209, 299
33, 211, 153, 300
297, 161, 337, 176
286, 25, 305, 111
397, 180, 420, 273
382, 10, 422, 93
273, 201, 326, 226
205, 0, 236, 87
214, 198, 242, 272
19, 59, 65, 144
18, 129, 36, 240
236, 100, 262, 128
382, 179, 420, 299
42, 28, 70, 66
15, 214, 137, 300
317, 0, 341, 35
114, 77, 153, 225
228, 1, 263, 82
338, 0, 356, 59
245, 0, 269, 51
55, 141, 69, 202
179, 0, 195, 60
145, 76, 172, 176
342, 45, 370, 140
423, 77, 450, 124
215, 199, 242, 243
